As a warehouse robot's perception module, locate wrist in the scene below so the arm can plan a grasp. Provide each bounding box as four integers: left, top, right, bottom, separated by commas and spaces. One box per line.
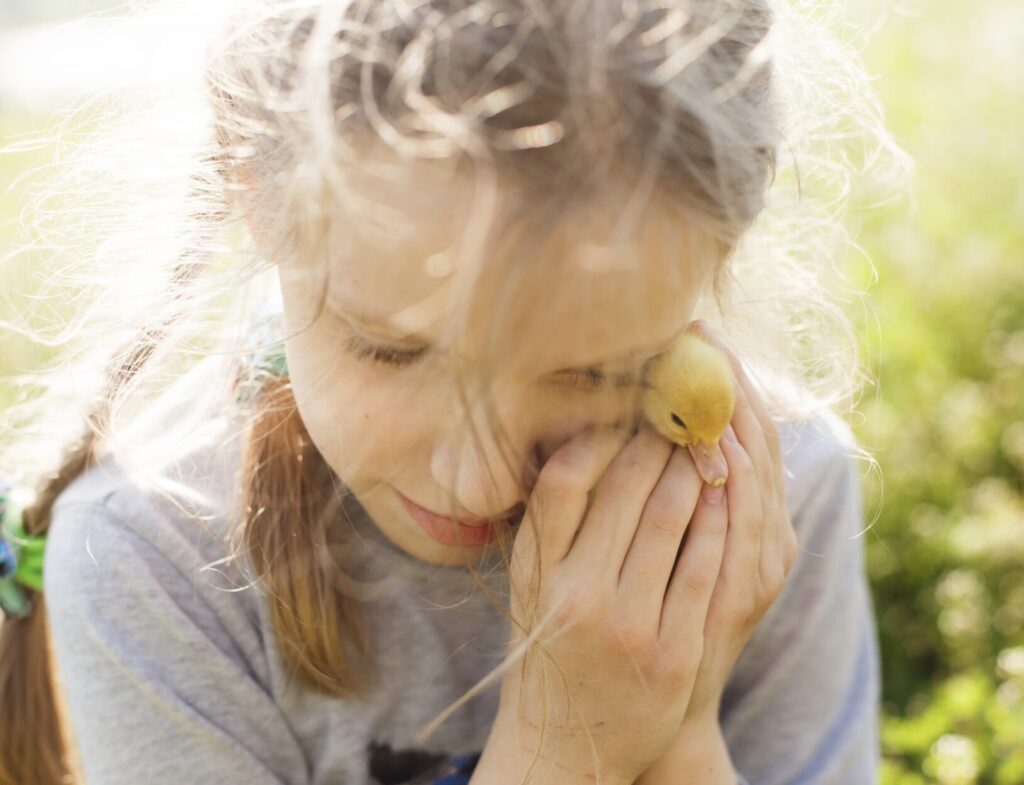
678, 712, 722, 740
634, 718, 736, 785
473, 707, 633, 785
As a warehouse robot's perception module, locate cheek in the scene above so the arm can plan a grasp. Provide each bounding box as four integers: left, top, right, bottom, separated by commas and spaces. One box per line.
291, 355, 432, 479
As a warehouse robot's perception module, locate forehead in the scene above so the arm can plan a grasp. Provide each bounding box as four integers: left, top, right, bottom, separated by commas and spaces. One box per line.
310, 158, 718, 372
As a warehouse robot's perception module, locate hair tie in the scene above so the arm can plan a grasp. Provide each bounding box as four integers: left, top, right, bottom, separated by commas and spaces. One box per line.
235, 299, 289, 406
0, 480, 45, 620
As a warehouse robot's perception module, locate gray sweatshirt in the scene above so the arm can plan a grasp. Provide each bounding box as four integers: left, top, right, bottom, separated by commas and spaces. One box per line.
44, 391, 880, 785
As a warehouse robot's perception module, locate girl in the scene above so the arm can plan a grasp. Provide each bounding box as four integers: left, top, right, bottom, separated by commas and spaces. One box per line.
0, 0, 906, 784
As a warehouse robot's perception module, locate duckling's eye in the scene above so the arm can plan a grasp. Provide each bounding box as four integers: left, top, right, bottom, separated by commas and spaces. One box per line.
670, 412, 686, 429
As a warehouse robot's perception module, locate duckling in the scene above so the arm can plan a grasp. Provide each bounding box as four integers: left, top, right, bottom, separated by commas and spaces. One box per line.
641, 328, 735, 488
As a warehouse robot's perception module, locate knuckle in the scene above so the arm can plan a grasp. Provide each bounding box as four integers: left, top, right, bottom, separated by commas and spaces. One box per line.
603, 458, 649, 497
732, 593, 761, 626
733, 442, 757, 472
658, 629, 702, 672
783, 529, 800, 571
681, 565, 717, 595
695, 503, 728, 533
651, 646, 694, 685
724, 593, 757, 630
744, 515, 763, 540
763, 568, 787, 599
537, 457, 591, 504
642, 496, 685, 538
530, 483, 576, 523
732, 448, 757, 481
545, 425, 627, 475
548, 588, 593, 629
614, 618, 650, 652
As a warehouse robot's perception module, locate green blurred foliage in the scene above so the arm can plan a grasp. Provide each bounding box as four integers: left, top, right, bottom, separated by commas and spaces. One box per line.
851, 1, 1024, 783
1, 0, 1022, 782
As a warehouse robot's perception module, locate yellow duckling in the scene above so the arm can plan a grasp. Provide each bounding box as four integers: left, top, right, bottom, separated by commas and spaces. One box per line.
641, 328, 735, 488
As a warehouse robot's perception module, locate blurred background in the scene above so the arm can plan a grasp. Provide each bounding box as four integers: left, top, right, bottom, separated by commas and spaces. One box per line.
1, 1, 1022, 783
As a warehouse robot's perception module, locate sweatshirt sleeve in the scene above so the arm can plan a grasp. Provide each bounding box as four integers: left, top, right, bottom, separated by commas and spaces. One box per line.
718, 423, 882, 785
44, 499, 310, 785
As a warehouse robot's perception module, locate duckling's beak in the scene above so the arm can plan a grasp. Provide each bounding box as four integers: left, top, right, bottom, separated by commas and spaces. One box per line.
687, 440, 728, 488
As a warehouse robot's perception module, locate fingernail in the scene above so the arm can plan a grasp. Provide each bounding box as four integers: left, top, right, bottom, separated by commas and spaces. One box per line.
701, 482, 726, 504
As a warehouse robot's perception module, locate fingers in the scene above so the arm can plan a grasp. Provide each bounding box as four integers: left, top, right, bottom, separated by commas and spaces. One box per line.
728, 381, 776, 498
617, 444, 702, 630
716, 423, 764, 593
717, 423, 796, 624
759, 491, 800, 591
688, 321, 793, 598
658, 480, 730, 649
515, 425, 634, 579
566, 424, 675, 577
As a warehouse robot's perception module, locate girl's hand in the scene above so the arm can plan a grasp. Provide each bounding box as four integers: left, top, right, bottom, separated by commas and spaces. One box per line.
494, 422, 732, 785
676, 320, 800, 726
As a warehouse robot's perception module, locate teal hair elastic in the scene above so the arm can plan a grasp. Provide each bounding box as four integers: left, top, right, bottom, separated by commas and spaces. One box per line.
256, 345, 289, 379
0, 480, 45, 619
235, 301, 290, 405
251, 294, 287, 376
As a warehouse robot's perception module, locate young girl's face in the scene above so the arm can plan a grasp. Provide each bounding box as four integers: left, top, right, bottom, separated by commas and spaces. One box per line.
275, 159, 719, 566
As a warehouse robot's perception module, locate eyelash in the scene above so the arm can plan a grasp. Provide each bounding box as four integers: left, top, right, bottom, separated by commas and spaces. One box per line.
344, 334, 427, 366
343, 333, 636, 392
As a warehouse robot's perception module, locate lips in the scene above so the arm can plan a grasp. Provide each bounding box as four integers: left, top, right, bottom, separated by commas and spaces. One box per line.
395, 489, 506, 547
399, 490, 521, 525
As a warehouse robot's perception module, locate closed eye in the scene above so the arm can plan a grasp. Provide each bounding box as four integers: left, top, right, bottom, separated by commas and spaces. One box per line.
554, 367, 645, 393
344, 333, 427, 366
342, 325, 645, 393
563, 368, 607, 392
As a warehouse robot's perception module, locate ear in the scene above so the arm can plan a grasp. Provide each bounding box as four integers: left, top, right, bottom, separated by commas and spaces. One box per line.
231, 167, 270, 250
242, 203, 272, 251
220, 159, 271, 250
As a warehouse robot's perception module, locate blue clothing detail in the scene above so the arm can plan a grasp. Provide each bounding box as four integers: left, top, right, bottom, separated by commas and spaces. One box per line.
431, 751, 480, 784
41, 363, 880, 784
0, 538, 15, 579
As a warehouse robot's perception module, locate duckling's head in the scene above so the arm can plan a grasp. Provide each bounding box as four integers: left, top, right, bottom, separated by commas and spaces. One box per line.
640, 331, 736, 485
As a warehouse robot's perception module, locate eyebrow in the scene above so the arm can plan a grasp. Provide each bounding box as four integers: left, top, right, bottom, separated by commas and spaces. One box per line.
337, 301, 682, 373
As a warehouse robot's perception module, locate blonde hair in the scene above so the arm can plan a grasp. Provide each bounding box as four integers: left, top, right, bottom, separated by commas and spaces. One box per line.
0, 0, 910, 783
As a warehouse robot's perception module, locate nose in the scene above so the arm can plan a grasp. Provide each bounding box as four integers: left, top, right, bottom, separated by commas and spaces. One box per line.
430, 403, 537, 522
